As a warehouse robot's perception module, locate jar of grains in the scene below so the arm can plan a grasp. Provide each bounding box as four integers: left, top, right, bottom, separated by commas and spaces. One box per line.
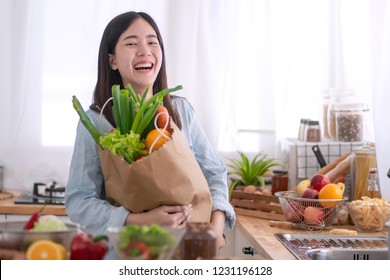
333, 102, 369, 142
327, 89, 354, 141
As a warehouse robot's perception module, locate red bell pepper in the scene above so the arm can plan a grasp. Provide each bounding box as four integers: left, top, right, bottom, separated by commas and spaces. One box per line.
70, 233, 108, 260
24, 205, 47, 230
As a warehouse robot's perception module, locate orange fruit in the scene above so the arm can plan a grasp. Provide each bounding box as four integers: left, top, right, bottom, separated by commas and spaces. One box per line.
318, 183, 343, 208
145, 129, 172, 151
26, 240, 67, 260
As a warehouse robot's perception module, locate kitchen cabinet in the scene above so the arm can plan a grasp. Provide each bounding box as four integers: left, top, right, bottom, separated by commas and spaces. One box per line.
218, 223, 264, 259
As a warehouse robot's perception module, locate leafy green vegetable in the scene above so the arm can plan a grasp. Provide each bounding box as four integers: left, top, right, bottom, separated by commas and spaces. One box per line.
99, 129, 145, 163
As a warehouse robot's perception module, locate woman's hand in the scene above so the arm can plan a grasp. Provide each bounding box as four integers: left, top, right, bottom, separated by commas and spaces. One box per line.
126, 204, 192, 229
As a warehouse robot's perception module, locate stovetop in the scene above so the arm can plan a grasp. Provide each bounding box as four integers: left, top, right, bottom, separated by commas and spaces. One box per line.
14, 194, 65, 205
13, 181, 66, 205
275, 233, 388, 260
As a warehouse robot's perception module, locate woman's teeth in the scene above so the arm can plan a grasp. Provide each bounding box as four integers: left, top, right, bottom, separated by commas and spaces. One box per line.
134, 63, 152, 70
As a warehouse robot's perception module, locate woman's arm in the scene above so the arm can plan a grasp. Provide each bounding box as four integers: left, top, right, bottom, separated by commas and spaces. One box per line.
65, 111, 129, 235
210, 210, 227, 249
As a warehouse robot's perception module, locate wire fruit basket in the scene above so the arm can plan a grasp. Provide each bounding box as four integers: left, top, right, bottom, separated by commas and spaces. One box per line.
274, 191, 347, 230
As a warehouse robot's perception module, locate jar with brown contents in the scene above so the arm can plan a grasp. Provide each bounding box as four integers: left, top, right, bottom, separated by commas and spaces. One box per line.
305, 120, 321, 142
335, 103, 368, 142
180, 222, 217, 260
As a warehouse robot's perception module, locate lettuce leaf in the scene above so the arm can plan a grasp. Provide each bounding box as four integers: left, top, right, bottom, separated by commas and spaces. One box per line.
99, 129, 145, 163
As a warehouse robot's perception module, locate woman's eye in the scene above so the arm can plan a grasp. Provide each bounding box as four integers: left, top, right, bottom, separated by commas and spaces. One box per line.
148, 41, 158, 46
126, 42, 136, 46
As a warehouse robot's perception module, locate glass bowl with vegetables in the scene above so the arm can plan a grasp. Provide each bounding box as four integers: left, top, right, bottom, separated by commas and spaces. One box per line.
0, 214, 78, 260
107, 224, 185, 260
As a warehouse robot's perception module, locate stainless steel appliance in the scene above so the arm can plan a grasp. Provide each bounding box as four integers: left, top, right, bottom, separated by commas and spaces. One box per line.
275, 233, 388, 260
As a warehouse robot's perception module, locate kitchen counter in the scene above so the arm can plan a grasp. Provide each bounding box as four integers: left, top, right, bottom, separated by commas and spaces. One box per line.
0, 192, 67, 216
236, 214, 388, 260
1, 192, 387, 260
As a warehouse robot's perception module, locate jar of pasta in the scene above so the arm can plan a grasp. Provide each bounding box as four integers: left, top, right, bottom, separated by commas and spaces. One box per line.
350, 143, 377, 201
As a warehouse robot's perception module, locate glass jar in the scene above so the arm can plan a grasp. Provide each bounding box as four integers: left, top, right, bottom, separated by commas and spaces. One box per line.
322, 90, 331, 140
298, 118, 310, 141
271, 170, 289, 194
327, 90, 354, 140
305, 120, 321, 142
180, 222, 217, 260
350, 143, 377, 201
334, 102, 369, 142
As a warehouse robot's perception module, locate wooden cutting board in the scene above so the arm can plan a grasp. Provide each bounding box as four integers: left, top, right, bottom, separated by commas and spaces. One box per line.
0, 192, 13, 200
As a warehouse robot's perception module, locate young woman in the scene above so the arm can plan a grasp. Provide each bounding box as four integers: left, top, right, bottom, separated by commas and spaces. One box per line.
65, 11, 235, 259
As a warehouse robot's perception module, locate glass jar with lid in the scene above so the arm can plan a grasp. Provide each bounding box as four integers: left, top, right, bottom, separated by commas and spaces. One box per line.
350, 143, 377, 200
304, 120, 321, 142
327, 89, 355, 140
271, 170, 289, 194
180, 222, 217, 260
333, 102, 368, 142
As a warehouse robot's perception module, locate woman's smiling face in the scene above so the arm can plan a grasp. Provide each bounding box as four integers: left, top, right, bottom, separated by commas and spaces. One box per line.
109, 18, 162, 94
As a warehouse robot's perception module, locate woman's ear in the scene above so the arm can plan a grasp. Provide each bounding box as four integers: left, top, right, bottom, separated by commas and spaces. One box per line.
108, 54, 118, 70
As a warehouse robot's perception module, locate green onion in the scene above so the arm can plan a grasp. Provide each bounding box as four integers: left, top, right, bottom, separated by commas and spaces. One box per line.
131, 85, 183, 134
112, 85, 122, 132
72, 96, 101, 145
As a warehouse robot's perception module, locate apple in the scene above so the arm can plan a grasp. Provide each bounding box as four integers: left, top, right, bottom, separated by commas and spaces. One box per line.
285, 202, 305, 223
296, 179, 311, 197
310, 174, 331, 192
304, 206, 323, 225
301, 188, 319, 199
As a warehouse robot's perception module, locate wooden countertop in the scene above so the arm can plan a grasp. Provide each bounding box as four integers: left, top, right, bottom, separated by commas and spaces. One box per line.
0, 192, 67, 216
236, 214, 388, 260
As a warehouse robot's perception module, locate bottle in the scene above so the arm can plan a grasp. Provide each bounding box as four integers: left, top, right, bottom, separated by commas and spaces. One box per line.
366, 167, 381, 198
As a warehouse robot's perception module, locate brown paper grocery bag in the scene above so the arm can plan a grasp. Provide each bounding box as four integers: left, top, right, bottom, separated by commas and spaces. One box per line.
98, 122, 212, 223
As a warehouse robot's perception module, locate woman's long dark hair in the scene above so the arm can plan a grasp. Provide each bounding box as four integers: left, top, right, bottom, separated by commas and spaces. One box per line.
90, 11, 181, 129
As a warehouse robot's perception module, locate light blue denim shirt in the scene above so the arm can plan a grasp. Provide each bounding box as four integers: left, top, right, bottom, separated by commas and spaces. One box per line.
65, 96, 236, 259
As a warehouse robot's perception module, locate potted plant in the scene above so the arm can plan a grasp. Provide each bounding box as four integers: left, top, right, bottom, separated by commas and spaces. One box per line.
226, 151, 278, 199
